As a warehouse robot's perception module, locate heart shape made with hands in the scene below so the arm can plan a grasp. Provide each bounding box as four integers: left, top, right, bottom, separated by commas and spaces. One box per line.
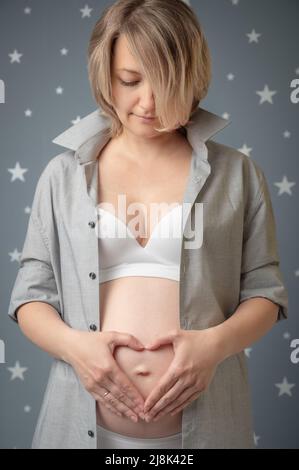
110, 340, 177, 415
114, 342, 174, 375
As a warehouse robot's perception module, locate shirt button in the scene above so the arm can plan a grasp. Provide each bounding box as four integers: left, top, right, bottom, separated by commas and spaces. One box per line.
88, 221, 96, 229
89, 272, 96, 280
88, 430, 94, 438
90, 324, 97, 331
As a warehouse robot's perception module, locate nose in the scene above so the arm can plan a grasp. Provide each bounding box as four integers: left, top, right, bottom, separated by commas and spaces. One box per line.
139, 83, 155, 110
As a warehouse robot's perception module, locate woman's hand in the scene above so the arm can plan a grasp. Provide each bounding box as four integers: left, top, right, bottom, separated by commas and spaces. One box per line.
142, 328, 223, 422
66, 329, 146, 422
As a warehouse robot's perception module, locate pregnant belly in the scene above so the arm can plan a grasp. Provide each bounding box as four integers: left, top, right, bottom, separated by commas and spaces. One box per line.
97, 276, 183, 438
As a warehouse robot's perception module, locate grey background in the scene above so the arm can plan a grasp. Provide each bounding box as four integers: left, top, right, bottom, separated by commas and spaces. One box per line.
0, 0, 298, 449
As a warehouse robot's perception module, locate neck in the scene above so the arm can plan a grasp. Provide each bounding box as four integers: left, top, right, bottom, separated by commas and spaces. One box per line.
114, 127, 186, 165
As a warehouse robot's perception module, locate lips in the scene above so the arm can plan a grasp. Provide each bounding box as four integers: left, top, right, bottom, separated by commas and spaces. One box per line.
134, 114, 155, 119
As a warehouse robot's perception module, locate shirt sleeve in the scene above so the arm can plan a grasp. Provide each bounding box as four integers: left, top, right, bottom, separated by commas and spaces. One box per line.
7, 162, 62, 324
239, 168, 288, 322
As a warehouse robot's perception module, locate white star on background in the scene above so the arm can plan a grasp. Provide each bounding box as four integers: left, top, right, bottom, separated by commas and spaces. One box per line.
7, 361, 28, 381
231, 0, 239, 5
24, 109, 32, 117
239, 144, 252, 157
227, 73, 235, 81
256, 84, 277, 104
222, 112, 230, 120
283, 130, 291, 138
7, 162, 28, 182
8, 249, 22, 263
253, 433, 260, 446
24, 7, 31, 15
60, 48, 68, 56
283, 332, 291, 339
24, 405, 31, 413
295, 269, 299, 277
56, 86, 64, 95
71, 116, 81, 125
295, 67, 299, 75
274, 175, 296, 196
247, 29, 262, 43
80, 5, 93, 18
24, 206, 31, 214
275, 377, 295, 397
9, 49, 23, 63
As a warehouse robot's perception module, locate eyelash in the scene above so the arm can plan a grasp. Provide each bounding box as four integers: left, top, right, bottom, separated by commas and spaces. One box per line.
120, 79, 139, 87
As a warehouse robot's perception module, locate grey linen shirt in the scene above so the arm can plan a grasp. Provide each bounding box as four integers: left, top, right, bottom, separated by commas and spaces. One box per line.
7, 106, 288, 449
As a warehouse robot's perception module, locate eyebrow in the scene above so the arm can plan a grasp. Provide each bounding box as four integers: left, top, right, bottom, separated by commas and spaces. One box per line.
117, 68, 141, 74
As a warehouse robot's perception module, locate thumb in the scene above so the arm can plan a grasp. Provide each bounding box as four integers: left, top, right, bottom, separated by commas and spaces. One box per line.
146, 333, 175, 350
110, 332, 145, 351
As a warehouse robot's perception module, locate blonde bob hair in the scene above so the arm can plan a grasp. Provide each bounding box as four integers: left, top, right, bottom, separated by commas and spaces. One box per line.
88, 0, 212, 139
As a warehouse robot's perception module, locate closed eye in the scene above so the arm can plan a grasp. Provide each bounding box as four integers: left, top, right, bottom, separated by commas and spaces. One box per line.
119, 79, 139, 87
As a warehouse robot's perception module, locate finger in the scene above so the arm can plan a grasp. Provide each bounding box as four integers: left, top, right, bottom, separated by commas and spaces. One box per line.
111, 366, 145, 409
143, 368, 179, 414
146, 331, 177, 350
101, 389, 138, 422
109, 332, 145, 353
94, 392, 122, 417
104, 376, 142, 420
106, 374, 141, 411
170, 390, 200, 416
93, 373, 140, 420
152, 386, 198, 421
145, 380, 186, 420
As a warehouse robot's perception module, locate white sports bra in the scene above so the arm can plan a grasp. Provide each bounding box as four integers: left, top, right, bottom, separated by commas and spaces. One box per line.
97, 204, 183, 283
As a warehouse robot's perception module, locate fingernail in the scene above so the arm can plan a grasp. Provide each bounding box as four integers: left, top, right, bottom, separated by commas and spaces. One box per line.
145, 415, 151, 423
130, 415, 138, 423
138, 412, 146, 420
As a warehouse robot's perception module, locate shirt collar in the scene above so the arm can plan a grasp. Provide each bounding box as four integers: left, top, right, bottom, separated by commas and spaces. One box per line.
52, 106, 231, 166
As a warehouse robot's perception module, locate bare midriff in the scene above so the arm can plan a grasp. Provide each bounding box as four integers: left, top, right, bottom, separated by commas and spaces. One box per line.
97, 276, 183, 438
96, 130, 192, 438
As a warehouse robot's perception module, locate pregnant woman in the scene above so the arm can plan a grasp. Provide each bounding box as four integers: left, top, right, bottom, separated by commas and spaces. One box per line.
95, 94, 192, 448
91, 1, 211, 448
8, 0, 288, 449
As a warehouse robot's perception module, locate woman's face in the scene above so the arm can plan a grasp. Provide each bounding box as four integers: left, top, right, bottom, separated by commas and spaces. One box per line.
111, 35, 159, 135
